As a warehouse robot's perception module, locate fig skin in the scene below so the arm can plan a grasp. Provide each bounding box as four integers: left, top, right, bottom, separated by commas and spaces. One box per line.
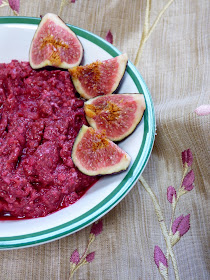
84, 93, 146, 141
29, 13, 83, 69
72, 125, 131, 176
69, 54, 128, 99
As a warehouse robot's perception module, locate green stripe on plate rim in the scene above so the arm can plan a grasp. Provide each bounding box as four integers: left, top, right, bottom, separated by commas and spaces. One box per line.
0, 17, 155, 249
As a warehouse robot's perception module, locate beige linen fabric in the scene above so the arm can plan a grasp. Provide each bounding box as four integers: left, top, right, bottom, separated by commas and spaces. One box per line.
0, 1, 209, 279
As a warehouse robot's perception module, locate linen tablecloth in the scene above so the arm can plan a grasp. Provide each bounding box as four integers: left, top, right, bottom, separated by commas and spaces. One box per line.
0, 1, 209, 279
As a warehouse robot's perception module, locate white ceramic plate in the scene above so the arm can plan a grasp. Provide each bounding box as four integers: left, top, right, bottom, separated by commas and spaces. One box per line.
0, 17, 155, 250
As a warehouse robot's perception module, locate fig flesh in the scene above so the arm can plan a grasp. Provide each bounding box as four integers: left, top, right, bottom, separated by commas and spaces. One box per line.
72, 125, 131, 176
29, 13, 83, 69
69, 54, 128, 99
84, 94, 146, 141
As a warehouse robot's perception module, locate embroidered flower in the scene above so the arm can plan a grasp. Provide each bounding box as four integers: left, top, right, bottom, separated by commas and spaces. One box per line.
86, 252, 95, 263
140, 147, 195, 279
182, 170, 195, 191
105, 30, 113, 44
182, 149, 193, 167
172, 214, 190, 237
167, 186, 177, 203
90, 220, 103, 236
195, 104, 210, 116
154, 246, 168, 279
69, 220, 103, 278
70, 249, 80, 265
8, 0, 20, 13
154, 246, 168, 268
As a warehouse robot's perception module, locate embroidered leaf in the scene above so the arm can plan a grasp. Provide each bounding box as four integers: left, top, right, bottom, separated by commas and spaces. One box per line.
167, 186, 177, 203
105, 30, 113, 44
195, 104, 210, 116
154, 246, 168, 268
90, 220, 103, 236
8, 0, 20, 13
86, 251, 95, 263
182, 149, 193, 167
172, 214, 190, 237
182, 170, 195, 191
70, 249, 80, 265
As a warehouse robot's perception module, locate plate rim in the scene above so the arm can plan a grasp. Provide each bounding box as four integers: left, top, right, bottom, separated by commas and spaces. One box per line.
0, 16, 155, 249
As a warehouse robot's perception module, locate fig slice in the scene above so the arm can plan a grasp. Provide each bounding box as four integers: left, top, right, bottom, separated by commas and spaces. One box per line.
69, 54, 128, 99
84, 94, 146, 141
29, 13, 83, 69
72, 125, 131, 176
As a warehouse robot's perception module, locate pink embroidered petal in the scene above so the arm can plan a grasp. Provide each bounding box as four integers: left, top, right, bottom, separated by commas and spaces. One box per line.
70, 0, 76, 3
8, 0, 20, 13
90, 220, 103, 236
105, 30, 113, 44
86, 251, 95, 263
172, 215, 184, 235
182, 149, 193, 167
185, 183, 194, 191
178, 214, 190, 236
167, 186, 177, 203
154, 246, 168, 268
182, 170, 195, 191
172, 214, 190, 236
0, 0, 3, 5
195, 105, 210, 116
70, 249, 80, 265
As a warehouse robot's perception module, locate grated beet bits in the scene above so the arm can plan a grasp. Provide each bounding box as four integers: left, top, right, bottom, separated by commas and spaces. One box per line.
0, 61, 98, 218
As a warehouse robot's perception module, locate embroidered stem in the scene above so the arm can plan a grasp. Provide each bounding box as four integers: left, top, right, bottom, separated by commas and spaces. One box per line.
134, 0, 175, 66
0, 1, 9, 8
169, 165, 188, 234
59, 0, 67, 15
69, 234, 95, 279
79, 234, 95, 264
144, 0, 151, 34
165, 165, 189, 260
69, 258, 87, 279
139, 175, 180, 280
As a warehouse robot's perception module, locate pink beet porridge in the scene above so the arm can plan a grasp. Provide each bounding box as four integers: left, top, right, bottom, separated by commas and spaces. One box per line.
0, 60, 98, 219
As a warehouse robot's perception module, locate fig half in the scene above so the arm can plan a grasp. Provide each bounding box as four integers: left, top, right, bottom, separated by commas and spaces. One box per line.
29, 13, 83, 69
84, 94, 146, 141
69, 54, 128, 99
72, 125, 131, 176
